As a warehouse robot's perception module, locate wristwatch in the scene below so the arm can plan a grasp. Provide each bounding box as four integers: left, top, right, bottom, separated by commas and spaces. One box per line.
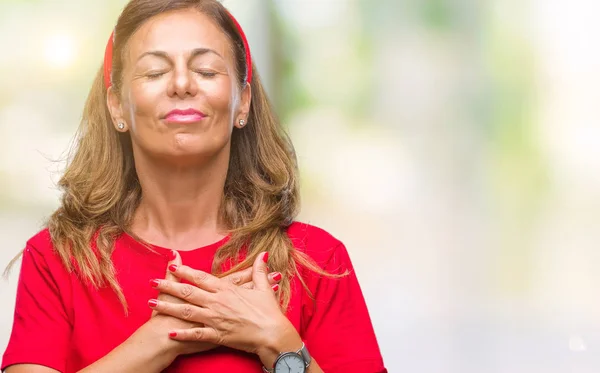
262, 343, 312, 373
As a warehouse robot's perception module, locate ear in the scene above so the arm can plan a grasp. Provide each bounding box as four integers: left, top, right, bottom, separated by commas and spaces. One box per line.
106, 86, 128, 132
234, 83, 252, 128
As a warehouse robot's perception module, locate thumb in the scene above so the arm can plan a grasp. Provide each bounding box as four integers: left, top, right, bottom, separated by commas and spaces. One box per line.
152, 250, 183, 318
251, 251, 270, 291
166, 250, 182, 282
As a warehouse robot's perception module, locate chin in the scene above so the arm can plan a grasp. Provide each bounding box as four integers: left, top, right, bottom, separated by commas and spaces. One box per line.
169, 139, 230, 163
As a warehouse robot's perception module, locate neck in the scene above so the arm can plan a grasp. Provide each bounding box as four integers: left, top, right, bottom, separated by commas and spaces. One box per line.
131, 152, 230, 251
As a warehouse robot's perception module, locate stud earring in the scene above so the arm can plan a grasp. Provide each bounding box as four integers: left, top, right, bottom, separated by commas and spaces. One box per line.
239, 119, 246, 127
117, 122, 125, 130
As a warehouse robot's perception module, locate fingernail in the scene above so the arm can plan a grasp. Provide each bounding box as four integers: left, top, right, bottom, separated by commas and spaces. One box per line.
263, 252, 269, 263
148, 299, 158, 308
272, 284, 279, 292
169, 331, 177, 338
150, 279, 160, 288
168, 264, 178, 272
272, 272, 282, 281
169, 250, 177, 261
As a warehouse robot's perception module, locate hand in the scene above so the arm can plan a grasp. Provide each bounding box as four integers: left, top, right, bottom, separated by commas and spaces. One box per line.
149, 250, 283, 356
149, 252, 302, 367
146, 250, 216, 356
217, 263, 284, 290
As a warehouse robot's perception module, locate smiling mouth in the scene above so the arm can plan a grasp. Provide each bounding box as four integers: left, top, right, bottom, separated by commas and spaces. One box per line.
164, 109, 207, 124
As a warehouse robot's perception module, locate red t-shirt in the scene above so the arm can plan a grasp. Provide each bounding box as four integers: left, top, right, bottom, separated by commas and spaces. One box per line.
2, 222, 386, 373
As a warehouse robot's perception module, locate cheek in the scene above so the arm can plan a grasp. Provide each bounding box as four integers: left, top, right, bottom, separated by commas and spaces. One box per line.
203, 78, 237, 115
126, 83, 162, 119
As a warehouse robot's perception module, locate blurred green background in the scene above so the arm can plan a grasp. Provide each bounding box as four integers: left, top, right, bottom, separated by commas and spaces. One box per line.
2, 0, 600, 372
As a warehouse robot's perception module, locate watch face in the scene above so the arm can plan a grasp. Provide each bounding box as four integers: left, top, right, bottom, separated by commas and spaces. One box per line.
274, 352, 305, 373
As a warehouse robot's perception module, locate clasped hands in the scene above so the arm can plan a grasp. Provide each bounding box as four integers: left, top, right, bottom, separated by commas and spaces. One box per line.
147, 250, 300, 366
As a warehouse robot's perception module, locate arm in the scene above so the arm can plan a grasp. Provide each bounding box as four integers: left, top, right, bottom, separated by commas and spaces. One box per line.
5, 318, 179, 373
2, 246, 182, 373
75, 251, 187, 373
75, 317, 178, 373
256, 242, 386, 373
257, 325, 325, 373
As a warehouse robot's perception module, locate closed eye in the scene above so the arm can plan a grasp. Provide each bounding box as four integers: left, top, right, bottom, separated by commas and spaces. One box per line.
146, 71, 167, 79
194, 70, 218, 78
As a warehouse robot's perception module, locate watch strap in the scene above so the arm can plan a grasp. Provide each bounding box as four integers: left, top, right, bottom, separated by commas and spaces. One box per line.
262, 342, 311, 372
298, 343, 312, 367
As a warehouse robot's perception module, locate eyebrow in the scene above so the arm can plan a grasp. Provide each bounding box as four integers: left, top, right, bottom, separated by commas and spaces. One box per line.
136, 48, 223, 63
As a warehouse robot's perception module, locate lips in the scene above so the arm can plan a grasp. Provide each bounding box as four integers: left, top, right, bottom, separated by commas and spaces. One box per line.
164, 108, 206, 124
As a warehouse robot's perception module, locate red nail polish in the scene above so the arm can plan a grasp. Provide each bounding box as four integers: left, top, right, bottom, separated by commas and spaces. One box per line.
263, 252, 269, 263
169, 331, 177, 338
148, 299, 158, 308
169, 250, 177, 261
168, 264, 178, 272
272, 284, 279, 292
273, 272, 282, 281
150, 279, 160, 288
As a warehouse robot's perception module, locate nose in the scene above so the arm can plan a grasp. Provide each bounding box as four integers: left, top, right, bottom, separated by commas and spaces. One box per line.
167, 61, 198, 99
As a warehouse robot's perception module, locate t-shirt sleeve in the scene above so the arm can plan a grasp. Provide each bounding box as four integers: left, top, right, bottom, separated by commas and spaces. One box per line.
301, 243, 387, 373
2, 244, 72, 372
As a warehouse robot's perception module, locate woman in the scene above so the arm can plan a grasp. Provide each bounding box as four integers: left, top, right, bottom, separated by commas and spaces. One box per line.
2, 1, 386, 372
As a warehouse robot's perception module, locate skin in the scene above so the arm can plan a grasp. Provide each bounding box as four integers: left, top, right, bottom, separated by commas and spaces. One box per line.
113, 7, 250, 250
7, 8, 323, 373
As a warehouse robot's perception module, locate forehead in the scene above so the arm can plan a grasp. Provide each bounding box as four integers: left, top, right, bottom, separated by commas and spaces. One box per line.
126, 8, 232, 62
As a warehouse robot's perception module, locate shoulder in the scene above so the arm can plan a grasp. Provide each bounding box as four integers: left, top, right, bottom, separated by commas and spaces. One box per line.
286, 221, 343, 251
21, 228, 67, 272
24, 227, 55, 255
285, 221, 348, 266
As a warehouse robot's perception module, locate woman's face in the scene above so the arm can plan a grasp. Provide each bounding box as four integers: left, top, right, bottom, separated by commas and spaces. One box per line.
109, 8, 250, 165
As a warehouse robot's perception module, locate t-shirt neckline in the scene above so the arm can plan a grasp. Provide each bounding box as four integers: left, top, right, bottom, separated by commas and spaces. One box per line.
120, 231, 230, 258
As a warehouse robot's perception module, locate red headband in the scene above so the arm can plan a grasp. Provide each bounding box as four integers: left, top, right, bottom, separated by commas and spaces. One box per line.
103, 10, 252, 89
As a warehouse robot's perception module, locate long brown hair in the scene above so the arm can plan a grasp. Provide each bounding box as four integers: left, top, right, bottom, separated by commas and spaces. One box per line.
7, 0, 335, 311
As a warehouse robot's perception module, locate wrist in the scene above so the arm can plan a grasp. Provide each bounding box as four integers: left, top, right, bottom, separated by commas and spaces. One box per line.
138, 317, 181, 363
257, 318, 303, 369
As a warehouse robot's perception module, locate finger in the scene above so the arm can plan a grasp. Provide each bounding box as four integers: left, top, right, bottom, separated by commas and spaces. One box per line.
168, 327, 220, 344
240, 282, 253, 290
251, 252, 271, 291
269, 272, 282, 284
222, 267, 253, 286
152, 250, 183, 317
148, 298, 211, 325
166, 250, 183, 282
170, 265, 222, 292
151, 279, 211, 306
239, 271, 282, 289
